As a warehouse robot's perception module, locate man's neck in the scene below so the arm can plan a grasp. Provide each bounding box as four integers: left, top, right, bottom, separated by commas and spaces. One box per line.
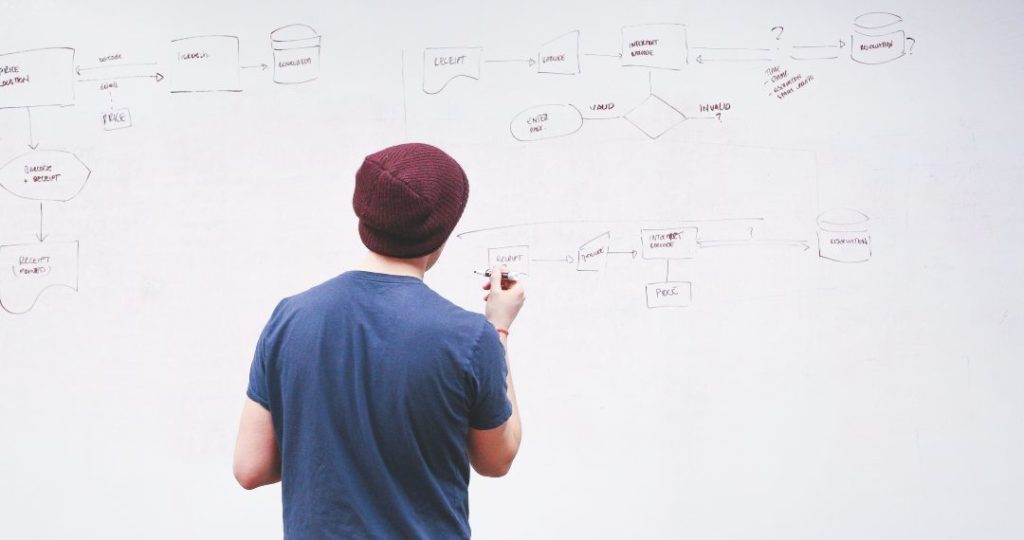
357, 252, 427, 279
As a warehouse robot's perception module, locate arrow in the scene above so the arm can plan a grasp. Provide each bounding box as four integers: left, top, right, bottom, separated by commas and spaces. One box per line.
76, 62, 157, 76
792, 39, 846, 49
692, 47, 771, 51
77, 72, 164, 83
241, 63, 269, 70
608, 249, 638, 259
696, 55, 772, 64
26, 107, 38, 150
584, 52, 622, 59
35, 203, 48, 242
532, 255, 575, 264
789, 55, 839, 61
485, 58, 536, 66
455, 218, 764, 239
698, 239, 809, 251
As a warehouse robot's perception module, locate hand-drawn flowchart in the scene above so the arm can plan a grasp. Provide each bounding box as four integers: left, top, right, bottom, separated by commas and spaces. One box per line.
419, 15, 895, 307
416, 12, 915, 141
460, 208, 871, 309
0, 24, 321, 314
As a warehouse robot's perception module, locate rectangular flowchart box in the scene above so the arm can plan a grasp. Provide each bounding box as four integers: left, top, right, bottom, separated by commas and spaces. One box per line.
0, 48, 76, 109
170, 35, 242, 93
487, 245, 529, 275
640, 227, 697, 259
621, 24, 688, 70
646, 281, 692, 308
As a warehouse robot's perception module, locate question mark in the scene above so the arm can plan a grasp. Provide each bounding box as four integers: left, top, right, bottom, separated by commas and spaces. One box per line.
715, 112, 722, 122
906, 37, 916, 54
771, 26, 784, 40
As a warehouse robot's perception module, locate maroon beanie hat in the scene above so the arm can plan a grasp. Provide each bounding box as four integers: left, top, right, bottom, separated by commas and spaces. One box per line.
353, 143, 469, 258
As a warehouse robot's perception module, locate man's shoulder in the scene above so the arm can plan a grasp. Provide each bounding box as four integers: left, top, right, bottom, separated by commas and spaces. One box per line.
273, 272, 488, 331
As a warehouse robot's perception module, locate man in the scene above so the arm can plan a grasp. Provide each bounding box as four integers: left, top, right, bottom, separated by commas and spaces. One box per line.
232, 143, 525, 538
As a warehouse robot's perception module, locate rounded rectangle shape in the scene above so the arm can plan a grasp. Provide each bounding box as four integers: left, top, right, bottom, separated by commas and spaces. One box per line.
510, 104, 583, 141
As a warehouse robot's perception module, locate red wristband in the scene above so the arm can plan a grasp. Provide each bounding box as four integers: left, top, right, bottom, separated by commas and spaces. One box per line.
495, 328, 509, 337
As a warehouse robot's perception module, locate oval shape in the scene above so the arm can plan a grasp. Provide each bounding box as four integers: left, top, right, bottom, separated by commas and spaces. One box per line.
509, 104, 583, 141
853, 12, 902, 31
817, 208, 869, 232
0, 150, 91, 202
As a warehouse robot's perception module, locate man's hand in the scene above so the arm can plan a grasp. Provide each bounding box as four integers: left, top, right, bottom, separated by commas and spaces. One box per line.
483, 265, 525, 329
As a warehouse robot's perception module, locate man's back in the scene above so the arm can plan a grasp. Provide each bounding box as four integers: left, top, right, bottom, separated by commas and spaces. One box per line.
247, 271, 510, 538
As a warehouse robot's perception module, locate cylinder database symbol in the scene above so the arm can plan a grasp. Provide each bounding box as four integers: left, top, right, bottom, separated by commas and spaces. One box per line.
271, 24, 321, 84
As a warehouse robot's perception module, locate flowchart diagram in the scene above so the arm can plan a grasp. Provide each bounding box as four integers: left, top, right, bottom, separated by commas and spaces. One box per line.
418, 15, 893, 307
0, 24, 321, 314
416, 12, 915, 141
460, 209, 872, 309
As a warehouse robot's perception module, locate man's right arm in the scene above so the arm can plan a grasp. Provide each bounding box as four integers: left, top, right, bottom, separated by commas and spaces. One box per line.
469, 267, 525, 477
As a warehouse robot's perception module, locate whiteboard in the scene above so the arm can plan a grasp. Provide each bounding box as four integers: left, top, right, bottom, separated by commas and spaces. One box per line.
1, 1, 1022, 538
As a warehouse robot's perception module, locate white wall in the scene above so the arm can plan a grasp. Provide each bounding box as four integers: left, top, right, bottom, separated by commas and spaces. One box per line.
1, 1, 1022, 538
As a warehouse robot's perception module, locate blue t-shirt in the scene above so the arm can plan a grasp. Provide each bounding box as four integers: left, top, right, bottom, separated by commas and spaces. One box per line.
246, 271, 511, 539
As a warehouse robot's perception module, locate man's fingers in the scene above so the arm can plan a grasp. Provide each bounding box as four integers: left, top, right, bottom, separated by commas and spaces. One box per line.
489, 265, 504, 291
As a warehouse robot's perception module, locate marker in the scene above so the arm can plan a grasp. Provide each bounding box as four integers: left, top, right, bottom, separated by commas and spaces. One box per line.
474, 270, 526, 281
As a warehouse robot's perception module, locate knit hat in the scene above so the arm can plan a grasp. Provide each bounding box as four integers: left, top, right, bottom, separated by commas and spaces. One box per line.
353, 143, 469, 258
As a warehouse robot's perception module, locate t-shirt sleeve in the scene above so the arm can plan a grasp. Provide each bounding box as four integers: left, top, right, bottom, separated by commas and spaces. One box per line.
247, 301, 286, 411
246, 331, 271, 410
468, 320, 512, 430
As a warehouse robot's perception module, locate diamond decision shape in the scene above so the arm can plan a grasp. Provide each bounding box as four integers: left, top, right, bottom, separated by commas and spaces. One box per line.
624, 95, 687, 139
